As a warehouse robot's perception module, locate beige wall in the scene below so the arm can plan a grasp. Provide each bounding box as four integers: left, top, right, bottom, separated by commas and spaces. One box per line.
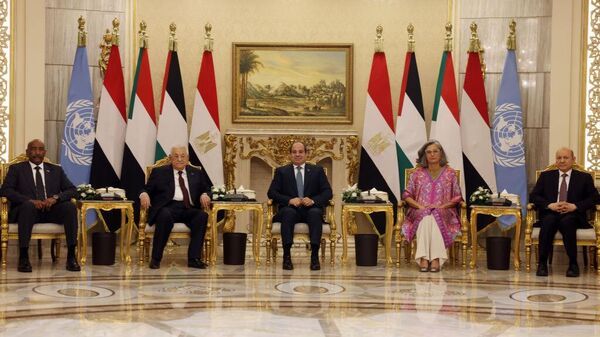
137, 0, 449, 138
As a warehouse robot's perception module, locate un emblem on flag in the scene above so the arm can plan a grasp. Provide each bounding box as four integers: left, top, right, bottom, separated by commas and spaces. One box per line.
62, 99, 95, 165
492, 103, 525, 168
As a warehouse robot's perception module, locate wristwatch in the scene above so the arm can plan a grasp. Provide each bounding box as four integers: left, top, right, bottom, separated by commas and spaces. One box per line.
52, 194, 59, 201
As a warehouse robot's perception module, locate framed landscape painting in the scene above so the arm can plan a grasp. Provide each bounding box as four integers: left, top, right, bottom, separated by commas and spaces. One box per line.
232, 43, 353, 123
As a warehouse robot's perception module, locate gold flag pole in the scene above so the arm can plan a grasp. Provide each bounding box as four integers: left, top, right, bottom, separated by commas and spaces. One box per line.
469, 22, 486, 80
169, 23, 178, 52
77, 16, 87, 47
444, 22, 453, 52
407, 23, 415, 52
204, 23, 213, 52
139, 20, 148, 49
507, 19, 516, 51
374, 25, 384, 52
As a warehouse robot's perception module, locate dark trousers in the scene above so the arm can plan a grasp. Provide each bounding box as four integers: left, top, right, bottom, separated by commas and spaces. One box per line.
11, 201, 78, 248
275, 206, 323, 246
538, 212, 586, 265
152, 201, 207, 261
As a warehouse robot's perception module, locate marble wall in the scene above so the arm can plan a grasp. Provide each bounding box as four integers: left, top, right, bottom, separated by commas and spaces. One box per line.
44, 0, 129, 161
457, 0, 552, 186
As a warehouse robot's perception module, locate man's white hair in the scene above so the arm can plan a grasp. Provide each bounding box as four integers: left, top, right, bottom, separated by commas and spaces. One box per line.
170, 145, 188, 155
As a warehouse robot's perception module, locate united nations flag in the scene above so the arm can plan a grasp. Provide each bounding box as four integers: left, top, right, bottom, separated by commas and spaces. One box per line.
60, 23, 96, 225
492, 44, 527, 229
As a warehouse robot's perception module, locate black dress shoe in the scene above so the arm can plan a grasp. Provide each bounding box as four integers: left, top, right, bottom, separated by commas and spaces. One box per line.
536, 263, 548, 277
188, 258, 207, 269
282, 256, 294, 270
310, 257, 321, 271
149, 259, 161, 269
18, 258, 32, 273
566, 264, 580, 277
66, 257, 81, 272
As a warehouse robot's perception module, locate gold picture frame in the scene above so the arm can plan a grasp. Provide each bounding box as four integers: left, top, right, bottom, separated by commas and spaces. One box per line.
232, 43, 353, 124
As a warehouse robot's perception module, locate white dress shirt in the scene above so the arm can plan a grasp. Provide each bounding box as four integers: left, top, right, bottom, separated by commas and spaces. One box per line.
173, 168, 194, 205
556, 169, 572, 202
29, 161, 47, 199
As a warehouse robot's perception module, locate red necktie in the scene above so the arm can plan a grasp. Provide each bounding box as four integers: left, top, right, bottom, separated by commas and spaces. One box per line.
559, 173, 568, 202
178, 171, 191, 208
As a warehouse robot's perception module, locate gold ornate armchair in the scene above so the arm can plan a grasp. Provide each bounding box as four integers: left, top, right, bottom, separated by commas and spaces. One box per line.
397, 168, 468, 267
525, 163, 600, 273
137, 157, 212, 264
0, 154, 66, 268
265, 166, 337, 265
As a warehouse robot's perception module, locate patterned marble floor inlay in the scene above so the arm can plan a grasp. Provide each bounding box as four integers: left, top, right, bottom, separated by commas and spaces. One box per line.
1, 250, 600, 336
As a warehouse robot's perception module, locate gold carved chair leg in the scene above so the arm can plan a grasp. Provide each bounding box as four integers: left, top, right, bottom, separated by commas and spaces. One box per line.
320, 238, 326, 262
330, 237, 336, 265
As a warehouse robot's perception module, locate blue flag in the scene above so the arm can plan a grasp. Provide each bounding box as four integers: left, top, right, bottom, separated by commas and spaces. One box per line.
492, 49, 527, 229
60, 45, 96, 224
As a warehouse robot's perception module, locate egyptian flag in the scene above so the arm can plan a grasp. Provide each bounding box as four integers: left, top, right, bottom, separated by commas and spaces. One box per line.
461, 51, 497, 228
358, 51, 400, 235
189, 49, 223, 187
156, 48, 187, 160
121, 44, 156, 221
429, 50, 464, 194
90, 43, 126, 231
395, 50, 427, 192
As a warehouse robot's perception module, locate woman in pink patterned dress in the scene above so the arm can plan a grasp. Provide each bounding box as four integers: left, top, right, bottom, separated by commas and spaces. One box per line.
402, 140, 463, 272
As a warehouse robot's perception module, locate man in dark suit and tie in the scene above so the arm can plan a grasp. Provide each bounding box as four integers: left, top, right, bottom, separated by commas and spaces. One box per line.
530, 147, 600, 277
139, 145, 211, 269
1, 139, 80, 272
267, 141, 333, 270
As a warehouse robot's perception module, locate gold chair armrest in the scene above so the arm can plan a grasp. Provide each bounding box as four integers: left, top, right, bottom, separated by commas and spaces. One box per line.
524, 203, 537, 245
326, 199, 335, 232
266, 199, 274, 231
0, 197, 8, 232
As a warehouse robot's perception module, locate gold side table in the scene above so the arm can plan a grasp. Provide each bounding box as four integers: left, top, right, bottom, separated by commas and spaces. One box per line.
209, 201, 264, 265
469, 204, 522, 270
341, 202, 396, 266
76, 200, 135, 266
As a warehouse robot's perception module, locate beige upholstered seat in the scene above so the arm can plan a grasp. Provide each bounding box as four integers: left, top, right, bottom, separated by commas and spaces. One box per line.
525, 163, 600, 273
397, 167, 468, 267
137, 157, 211, 264
0, 154, 66, 268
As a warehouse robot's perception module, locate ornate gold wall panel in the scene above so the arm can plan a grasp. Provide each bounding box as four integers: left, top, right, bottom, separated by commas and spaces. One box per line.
586, 0, 600, 170
224, 130, 358, 190
0, 0, 9, 163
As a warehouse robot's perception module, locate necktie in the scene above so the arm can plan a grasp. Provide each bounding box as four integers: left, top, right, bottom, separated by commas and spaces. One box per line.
296, 166, 304, 198
559, 173, 568, 202
178, 171, 191, 208
34, 166, 46, 200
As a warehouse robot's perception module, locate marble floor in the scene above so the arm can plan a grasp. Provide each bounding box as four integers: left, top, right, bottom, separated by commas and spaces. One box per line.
1, 244, 599, 337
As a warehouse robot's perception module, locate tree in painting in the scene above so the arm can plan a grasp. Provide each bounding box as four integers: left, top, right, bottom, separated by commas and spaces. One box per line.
239, 50, 263, 108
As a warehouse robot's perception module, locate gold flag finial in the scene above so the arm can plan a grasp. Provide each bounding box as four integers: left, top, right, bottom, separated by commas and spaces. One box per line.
139, 20, 148, 49
112, 17, 120, 46
77, 16, 87, 47
99, 28, 113, 78
444, 22, 453, 52
169, 22, 178, 51
507, 19, 516, 50
204, 23, 213, 52
468, 21, 486, 79
374, 25, 384, 52
407, 23, 415, 52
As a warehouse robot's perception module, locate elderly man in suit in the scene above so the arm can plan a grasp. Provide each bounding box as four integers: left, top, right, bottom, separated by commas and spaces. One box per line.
139, 145, 211, 269
530, 147, 600, 277
1, 139, 79, 272
267, 141, 333, 270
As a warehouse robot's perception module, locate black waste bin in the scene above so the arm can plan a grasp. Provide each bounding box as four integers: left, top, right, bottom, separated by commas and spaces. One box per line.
486, 236, 511, 270
355, 234, 378, 266
223, 232, 247, 265
92, 232, 116, 265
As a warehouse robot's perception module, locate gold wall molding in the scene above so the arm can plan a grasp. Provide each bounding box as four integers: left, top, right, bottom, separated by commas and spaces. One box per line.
0, 0, 9, 163
224, 129, 358, 190
586, 0, 600, 170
